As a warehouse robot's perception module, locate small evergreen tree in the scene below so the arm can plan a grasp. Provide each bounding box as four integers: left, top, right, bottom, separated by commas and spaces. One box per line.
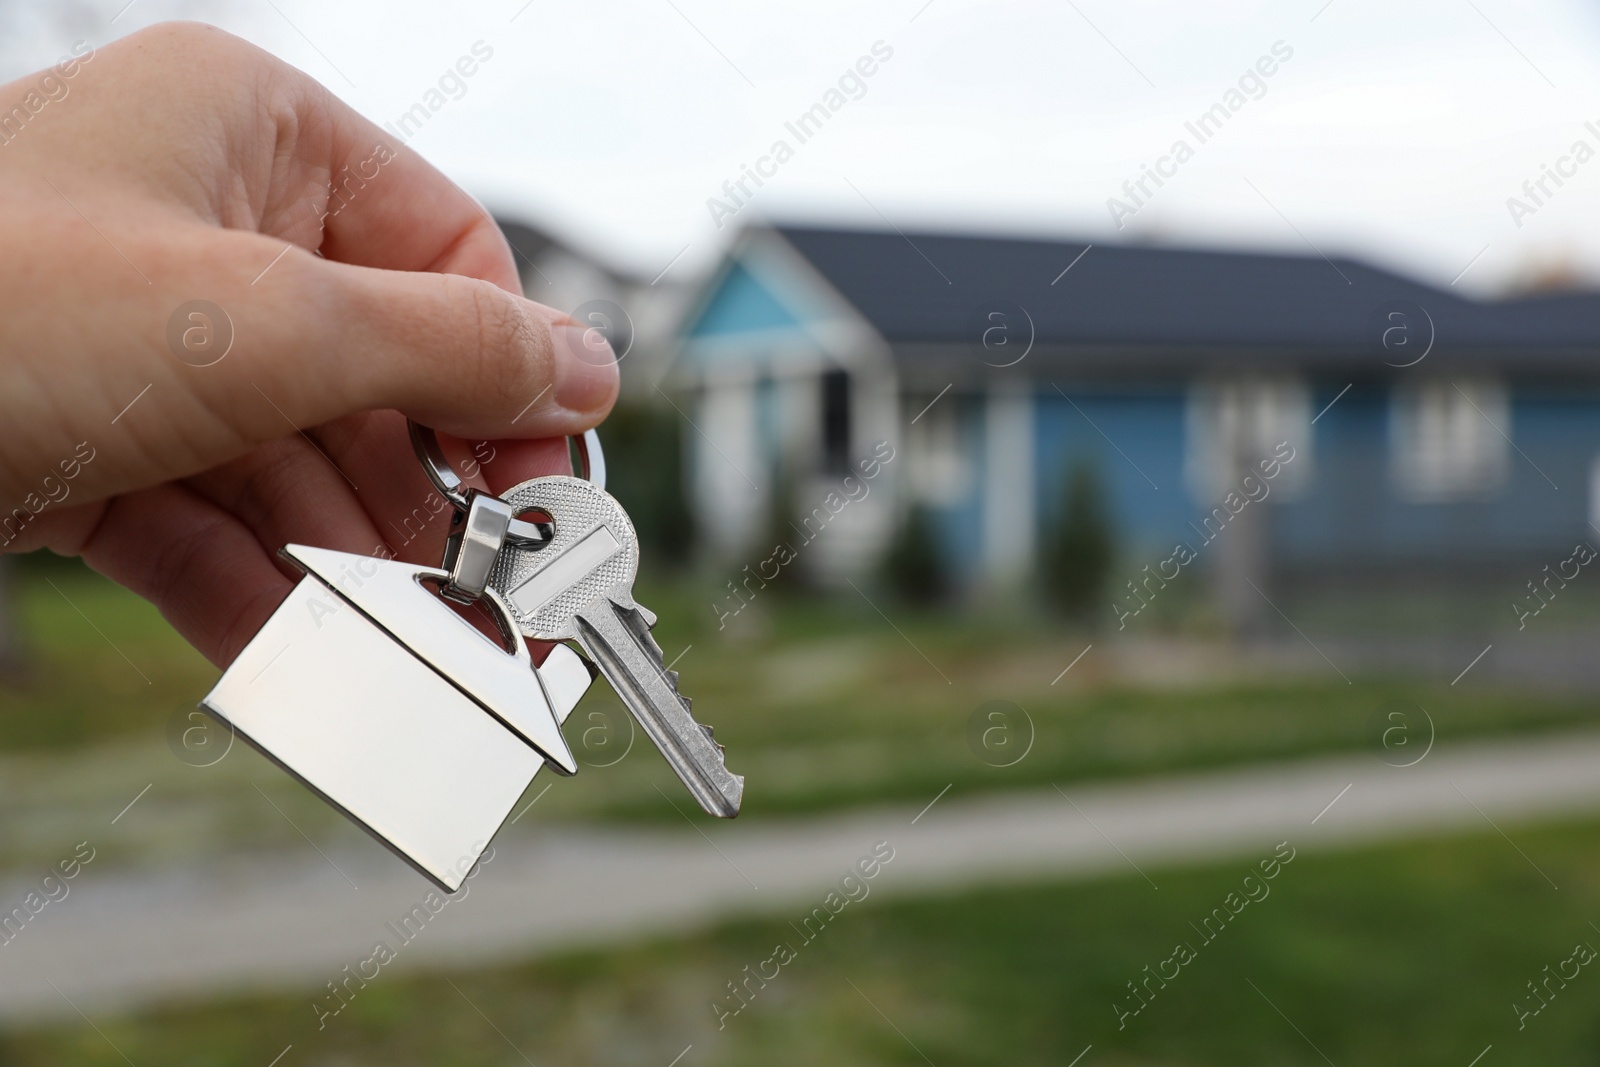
1044, 461, 1115, 618
761, 463, 804, 593
884, 503, 945, 605
601, 402, 694, 567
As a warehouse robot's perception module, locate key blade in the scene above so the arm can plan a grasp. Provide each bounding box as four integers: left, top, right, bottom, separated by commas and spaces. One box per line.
574, 598, 743, 817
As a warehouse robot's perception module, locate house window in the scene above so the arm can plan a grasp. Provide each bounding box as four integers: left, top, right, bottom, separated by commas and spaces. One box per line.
821, 369, 852, 473
1390, 379, 1509, 501
1186, 377, 1312, 499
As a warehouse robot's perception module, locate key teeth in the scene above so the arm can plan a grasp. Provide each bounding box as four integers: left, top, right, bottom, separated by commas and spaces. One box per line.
700, 724, 725, 756
612, 598, 738, 784
618, 602, 698, 718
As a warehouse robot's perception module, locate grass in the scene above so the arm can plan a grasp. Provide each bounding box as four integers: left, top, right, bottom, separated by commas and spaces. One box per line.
2, 557, 1600, 867
11, 819, 1600, 1065
0, 556, 216, 751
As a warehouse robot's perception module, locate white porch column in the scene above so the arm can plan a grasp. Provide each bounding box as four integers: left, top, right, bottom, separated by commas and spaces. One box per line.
981, 379, 1035, 590
693, 374, 765, 560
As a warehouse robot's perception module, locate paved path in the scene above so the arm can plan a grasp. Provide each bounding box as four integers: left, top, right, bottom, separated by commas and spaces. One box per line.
6, 730, 1600, 1025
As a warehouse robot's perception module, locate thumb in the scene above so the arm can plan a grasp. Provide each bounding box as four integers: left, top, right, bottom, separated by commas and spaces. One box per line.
29, 232, 620, 516
317, 255, 620, 440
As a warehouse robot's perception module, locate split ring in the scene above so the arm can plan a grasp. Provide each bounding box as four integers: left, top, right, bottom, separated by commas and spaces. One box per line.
409, 421, 607, 506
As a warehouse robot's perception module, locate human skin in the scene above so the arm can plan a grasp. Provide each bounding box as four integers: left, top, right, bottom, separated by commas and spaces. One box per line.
0, 22, 619, 667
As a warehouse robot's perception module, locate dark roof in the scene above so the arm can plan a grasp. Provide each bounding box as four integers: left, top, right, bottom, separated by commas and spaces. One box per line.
772, 224, 1600, 374
494, 216, 647, 287
496, 218, 562, 266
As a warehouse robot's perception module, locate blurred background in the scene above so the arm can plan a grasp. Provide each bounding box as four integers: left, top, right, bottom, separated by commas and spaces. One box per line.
6, 0, 1600, 1063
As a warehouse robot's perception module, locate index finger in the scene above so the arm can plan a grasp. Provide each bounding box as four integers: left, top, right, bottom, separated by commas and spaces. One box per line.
262, 44, 525, 293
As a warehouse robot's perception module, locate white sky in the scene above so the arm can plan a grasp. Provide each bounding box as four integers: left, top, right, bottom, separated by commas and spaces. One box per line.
9, 0, 1600, 294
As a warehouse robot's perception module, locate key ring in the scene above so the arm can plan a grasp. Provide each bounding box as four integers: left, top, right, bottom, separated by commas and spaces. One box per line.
409, 420, 606, 506
408, 419, 607, 602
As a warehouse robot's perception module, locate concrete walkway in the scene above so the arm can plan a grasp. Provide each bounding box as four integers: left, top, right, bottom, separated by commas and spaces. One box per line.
6, 730, 1600, 1025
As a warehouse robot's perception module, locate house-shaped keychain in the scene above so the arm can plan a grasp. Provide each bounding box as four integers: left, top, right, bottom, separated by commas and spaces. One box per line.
201, 544, 590, 892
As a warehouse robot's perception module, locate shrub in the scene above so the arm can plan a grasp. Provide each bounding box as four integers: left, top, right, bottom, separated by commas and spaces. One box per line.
1044, 460, 1115, 618
883, 503, 945, 605
599, 402, 694, 567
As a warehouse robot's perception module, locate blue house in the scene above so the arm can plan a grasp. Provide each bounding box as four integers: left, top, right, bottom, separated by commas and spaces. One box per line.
670, 223, 1600, 623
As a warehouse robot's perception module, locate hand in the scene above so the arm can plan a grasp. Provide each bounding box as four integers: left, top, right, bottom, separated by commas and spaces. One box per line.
0, 23, 619, 667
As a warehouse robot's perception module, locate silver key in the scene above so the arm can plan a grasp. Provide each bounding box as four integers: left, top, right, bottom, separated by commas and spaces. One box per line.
486, 476, 744, 817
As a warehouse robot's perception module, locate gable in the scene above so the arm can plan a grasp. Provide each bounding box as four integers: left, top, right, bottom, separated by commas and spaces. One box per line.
686, 261, 808, 339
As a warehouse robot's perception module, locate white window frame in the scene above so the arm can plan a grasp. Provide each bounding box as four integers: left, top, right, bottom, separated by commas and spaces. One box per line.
1186, 376, 1313, 500
1389, 378, 1509, 502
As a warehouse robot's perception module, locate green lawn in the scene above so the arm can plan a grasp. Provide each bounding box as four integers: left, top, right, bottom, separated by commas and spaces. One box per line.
9, 560, 1600, 1064
12, 820, 1600, 1065
2, 558, 1599, 846
0, 557, 217, 751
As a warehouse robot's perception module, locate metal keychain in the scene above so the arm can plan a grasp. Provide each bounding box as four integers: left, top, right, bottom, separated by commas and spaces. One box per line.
200, 424, 607, 892
408, 423, 606, 602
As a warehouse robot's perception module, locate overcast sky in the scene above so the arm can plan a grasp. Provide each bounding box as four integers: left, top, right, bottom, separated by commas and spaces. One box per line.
8, 0, 1600, 295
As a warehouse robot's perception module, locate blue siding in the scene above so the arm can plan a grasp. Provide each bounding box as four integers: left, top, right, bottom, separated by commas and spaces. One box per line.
1274, 385, 1600, 566
1026, 381, 1600, 570
1028, 381, 1600, 570
1273, 385, 1386, 565
1505, 388, 1600, 543
1033, 386, 1188, 557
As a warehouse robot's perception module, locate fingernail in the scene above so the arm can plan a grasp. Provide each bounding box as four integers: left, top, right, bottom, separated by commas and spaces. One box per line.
553, 324, 617, 412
